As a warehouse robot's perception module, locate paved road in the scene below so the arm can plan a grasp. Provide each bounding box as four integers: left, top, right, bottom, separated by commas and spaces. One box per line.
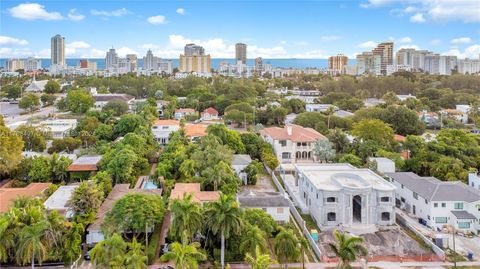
2, 104, 57, 125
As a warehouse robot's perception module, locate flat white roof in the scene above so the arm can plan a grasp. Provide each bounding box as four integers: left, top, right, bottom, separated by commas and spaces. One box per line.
296, 163, 395, 192
44, 185, 78, 210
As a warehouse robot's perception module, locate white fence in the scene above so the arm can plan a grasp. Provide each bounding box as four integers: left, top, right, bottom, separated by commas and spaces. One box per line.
264, 164, 322, 260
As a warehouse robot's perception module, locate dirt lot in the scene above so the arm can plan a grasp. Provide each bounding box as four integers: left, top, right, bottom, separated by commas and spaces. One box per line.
318, 226, 433, 257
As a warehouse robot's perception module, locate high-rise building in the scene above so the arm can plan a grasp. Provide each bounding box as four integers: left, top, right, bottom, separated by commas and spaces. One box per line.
126, 54, 137, 71
372, 42, 394, 75
25, 57, 41, 71
179, 44, 211, 74
51, 34, 65, 66
424, 53, 440, 74
458, 57, 480, 74
235, 43, 247, 64
143, 50, 159, 71
328, 54, 349, 72
255, 57, 263, 72
396, 48, 429, 71
356, 52, 381, 76
105, 48, 118, 70
439, 55, 457, 75
6, 59, 25, 72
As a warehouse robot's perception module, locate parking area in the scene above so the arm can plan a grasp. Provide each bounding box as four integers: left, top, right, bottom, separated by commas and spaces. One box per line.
0, 102, 22, 117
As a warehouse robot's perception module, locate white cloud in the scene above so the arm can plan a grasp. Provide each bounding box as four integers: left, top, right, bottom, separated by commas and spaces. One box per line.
140, 44, 160, 49
398, 36, 412, 43
147, 15, 167, 25
430, 39, 441, 46
91, 8, 128, 17
321, 35, 341, 42
84, 49, 106, 58
443, 44, 480, 59
35, 49, 50, 58
294, 41, 309, 46
280, 40, 287, 45
176, 8, 185, 15
363, 0, 480, 23
68, 9, 85, 21
67, 41, 91, 49
9, 3, 63, 21
451, 37, 472, 45
410, 13, 425, 23
357, 41, 377, 49
116, 47, 138, 57
0, 36, 28, 46
398, 44, 420, 50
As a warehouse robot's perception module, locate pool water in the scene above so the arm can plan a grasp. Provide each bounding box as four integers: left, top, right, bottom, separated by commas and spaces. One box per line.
142, 180, 158, 189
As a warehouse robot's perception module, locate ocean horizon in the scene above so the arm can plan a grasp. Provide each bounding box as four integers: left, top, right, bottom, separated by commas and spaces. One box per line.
0, 58, 356, 70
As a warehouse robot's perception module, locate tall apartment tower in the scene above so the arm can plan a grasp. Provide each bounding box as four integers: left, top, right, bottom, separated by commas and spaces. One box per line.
179, 43, 211, 74
51, 34, 65, 66
372, 42, 393, 75
255, 57, 263, 72
235, 43, 247, 64
105, 48, 118, 70
328, 54, 349, 72
126, 54, 137, 72
143, 50, 159, 71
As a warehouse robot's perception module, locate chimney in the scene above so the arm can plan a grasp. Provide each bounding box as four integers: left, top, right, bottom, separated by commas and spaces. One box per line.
286, 124, 292, 136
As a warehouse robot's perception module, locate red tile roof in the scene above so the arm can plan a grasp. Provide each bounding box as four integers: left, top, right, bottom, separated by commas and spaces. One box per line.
169, 183, 220, 203
153, 119, 180, 126
202, 107, 219, 116
184, 124, 208, 138
260, 124, 326, 142
175, 108, 196, 113
394, 134, 407, 142
0, 183, 51, 212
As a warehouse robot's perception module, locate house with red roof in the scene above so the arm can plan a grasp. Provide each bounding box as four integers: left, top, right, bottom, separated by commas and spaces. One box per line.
201, 107, 219, 121
260, 124, 327, 164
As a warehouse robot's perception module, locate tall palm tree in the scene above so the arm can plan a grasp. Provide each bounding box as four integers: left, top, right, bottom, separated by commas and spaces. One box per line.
169, 193, 204, 241
62, 222, 84, 265
245, 246, 276, 269
298, 237, 309, 269
179, 159, 196, 180
125, 238, 147, 269
16, 221, 49, 269
239, 224, 267, 257
274, 228, 299, 269
328, 230, 368, 269
205, 194, 243, 269
90, 233, 127, 268
160, 235, 206, 269
0, 216, 14, 264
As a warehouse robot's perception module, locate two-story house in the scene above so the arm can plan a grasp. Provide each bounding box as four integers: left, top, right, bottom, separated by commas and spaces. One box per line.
260, 124, 326, 164
151, 119, 180, 145
174, 108, 196, 120
386, 172, 480, 234
200, 107, 219, 121
237, 190, 290, 224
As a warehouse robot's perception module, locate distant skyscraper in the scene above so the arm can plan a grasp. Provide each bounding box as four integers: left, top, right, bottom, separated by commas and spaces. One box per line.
51, 34, 65, 66
255, 57, 263, 72
439, 55, 457, 75
105, 48, 118, 70
235, 43, 247, 64
25, 57, 41, 71
424, 53, 440, 74
328, 54, 348, 72
372, 42, 393, 75
6, 58, 25, 72
126, 54, 137, 71
396, 48, 429, 71
356, 52, 381, 76
179, 44, 211, 74
143, 50, 159, 70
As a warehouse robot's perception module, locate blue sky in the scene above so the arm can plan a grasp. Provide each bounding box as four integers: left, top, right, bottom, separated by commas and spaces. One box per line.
1, 0, 479, 59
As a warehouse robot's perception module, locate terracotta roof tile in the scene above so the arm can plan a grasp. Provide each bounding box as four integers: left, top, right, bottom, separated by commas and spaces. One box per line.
260, 124, 326, 142
175, 108, 196, 113
153, 119, 180, 126
202, 107, 219, 115
0, 183, 51, 212
184, 124, 208, 138
169, 183, 219, 203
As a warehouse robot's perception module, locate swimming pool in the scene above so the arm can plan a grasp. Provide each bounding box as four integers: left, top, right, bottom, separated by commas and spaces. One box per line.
142, 180, 158, 190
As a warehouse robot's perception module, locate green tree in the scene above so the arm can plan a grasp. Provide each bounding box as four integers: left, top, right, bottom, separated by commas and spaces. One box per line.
169, 193, 204, 241
5, 84, 21, 99
207, 124, 246, 154
40, 94, 56, 106
19, 93, 40, 113
113, 114, 147, 137
66, 89, 94, 113
239, 224, 267, 257
44, 80, 61, 94
71, 181, 103, 225
338, 154, 363, 167
328, 230, 368, 269
94, 124, 114, 141
313, 139, 336, 163
125, 237, 147, 269
51, 154, 72, 183
90, 233, 127, 268
62, 222, 84, 265
28, 156, 52, 182
244, 208, 277, 237
48, 137, 81, 154
274, 228, 299, 269
92, 171, 113, 198
352, 119, 394, 148
16, 221, 49, 268
160, 236, 207, 269
205, 194, 243, 269
0, 216, 14, 263
245, 246, 276, 269
105, 146, 140, 184
102, 99, 129, 116
16, 124, 47, 152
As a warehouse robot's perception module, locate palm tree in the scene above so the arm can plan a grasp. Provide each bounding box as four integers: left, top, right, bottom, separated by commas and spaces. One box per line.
205, 194, 243, 269
179, 159, 196, 180
160, 235, 206, 269
274, 228, 299, 269
0, 216, 14, 264
328, 230, 368, 269
62, 222, 84, 265
245, 246, 276, 269
298, 237, 309, 269
239, 224, 267, 257
16, 221, 49, 269
90, 233, 127, 268
125, 238, 147, 269
169, 193, 204, 241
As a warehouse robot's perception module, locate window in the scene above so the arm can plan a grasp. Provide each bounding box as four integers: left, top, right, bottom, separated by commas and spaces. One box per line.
326, 197, 337, 203
316, 193, 318, 199
162, 126, 169, 130
435, 217, 448, 223
281, 152, 291, 159
401, 197, 406, 203
458, 222, 470, 229
434, 203, 438, 208
380, 197, 390, 202
442, 203, 446, 208
454, 203, 464, 210
381, 212, 390, 221
279, 140, 287, 147
425, 199, 428, 204
428, 215, 431, 220
401, 184, 404, 189
261, 208, 267, 212
152, 126, 158, 129
327, 212, 336, 221
277, 207, 284, 214
413, 192, 418, 200
297, 142, 301, 147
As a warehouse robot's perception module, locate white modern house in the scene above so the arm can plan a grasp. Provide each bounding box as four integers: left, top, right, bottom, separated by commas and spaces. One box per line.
231, 154, 252, 185
386, 172, 480, 234
305, 104, 337, 113
92, 94, 135, 110
37, 119, 77, 138
174, 108, 196, 120
295, 163, 396, 228
44, 185, 79, 218
151, 119, 180, 145
237, 190, 290, 224
260, 124, 327, 164
468, 172, 480, 190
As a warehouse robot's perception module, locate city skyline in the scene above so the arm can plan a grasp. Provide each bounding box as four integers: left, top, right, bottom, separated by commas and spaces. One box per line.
1, 0, 479, 60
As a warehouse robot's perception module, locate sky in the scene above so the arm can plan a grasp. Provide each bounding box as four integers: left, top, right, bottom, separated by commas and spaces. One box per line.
1, 0, 479, 59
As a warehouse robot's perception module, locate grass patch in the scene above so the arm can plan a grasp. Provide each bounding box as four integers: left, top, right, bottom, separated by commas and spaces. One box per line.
147, 224, 162, 264
445, 248, 468, 263
301, 214, 320, 233
398, 223, 431, 251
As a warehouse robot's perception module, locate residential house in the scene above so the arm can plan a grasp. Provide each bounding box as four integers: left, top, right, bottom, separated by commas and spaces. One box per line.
200, 107, 219, 121
231, 154, 252, 185
43, 185, 79, 218
364, 98, 385, 107
169, 183, 220, 204
396, 94, 416, 101
468, 172, 480, 190
368, 157, 396, 174
37, 119, 77, 139
418, 110, 440, 127
174, 108, 196, 120
386, 172, 480, 234
67, 155, 102, 179
0, 183, 51, 213
237, 190, 290, 224
92, 94, 135, 110
184, 123, 208, 142
151, 119, 180, 145
441, 108, 469, 124
305, 104, 337, 113
260, 124, 327, 164
294, 164, 396, 228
